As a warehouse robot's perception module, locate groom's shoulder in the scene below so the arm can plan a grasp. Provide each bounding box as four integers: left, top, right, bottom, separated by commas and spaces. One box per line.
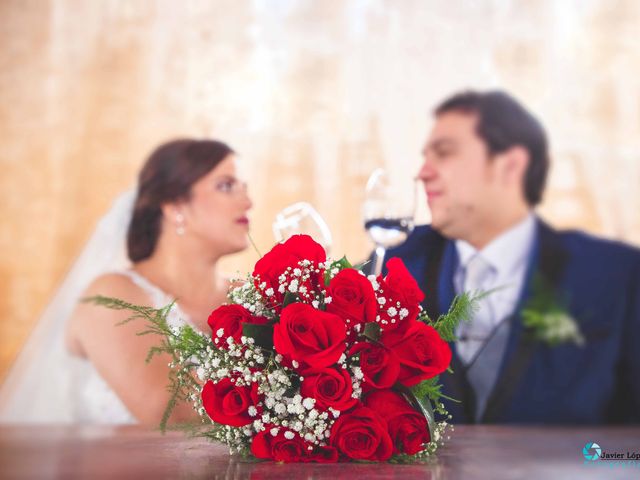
552, 225, 640, 273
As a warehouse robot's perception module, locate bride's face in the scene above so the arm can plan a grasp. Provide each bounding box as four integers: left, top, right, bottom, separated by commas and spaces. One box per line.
179, 155, 253, 255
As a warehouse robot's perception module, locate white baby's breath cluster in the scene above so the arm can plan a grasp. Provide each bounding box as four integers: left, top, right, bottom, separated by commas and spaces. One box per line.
190, 346, 346, 452
182, 332, 269, 453
228, 278, 272, 318
534, 311, 585, 346
322, 260, 342, 283
366, 274, 414, 331
257, 368, 339, 449
182, 324, 354, 453
403, 420, 450, 461
243, 351, 365, 450
255, 259, 333, 307
188, 332, 266, 407
350, 365, 364, 399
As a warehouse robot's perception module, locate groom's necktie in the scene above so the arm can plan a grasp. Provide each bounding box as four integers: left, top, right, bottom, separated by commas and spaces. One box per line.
456, 253, 509, 422
457, 253, 495, 365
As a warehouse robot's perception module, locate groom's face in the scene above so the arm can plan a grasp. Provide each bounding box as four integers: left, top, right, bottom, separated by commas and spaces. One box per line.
418, 111, 504, 242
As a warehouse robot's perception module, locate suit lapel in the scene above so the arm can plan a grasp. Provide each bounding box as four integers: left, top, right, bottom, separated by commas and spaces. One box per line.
437, 241, 458, 317
481, 219, 569, 423
423, 240, 476, 423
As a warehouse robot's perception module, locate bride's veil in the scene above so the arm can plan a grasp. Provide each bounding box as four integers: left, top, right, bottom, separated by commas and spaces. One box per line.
0, 190, 135, 422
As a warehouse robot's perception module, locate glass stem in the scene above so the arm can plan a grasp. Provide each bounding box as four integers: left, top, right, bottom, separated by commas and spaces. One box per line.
373, 245, 386, 276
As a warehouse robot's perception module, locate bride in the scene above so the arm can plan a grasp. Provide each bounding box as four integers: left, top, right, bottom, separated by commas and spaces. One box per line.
0, 139, 253, 424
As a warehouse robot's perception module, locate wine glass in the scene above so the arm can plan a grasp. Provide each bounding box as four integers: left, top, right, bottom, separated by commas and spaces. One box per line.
272, 202, 333, 254
363, 168, 417, 275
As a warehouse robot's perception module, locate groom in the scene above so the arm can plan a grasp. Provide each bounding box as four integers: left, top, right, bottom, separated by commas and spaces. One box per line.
380, 90, 640, 424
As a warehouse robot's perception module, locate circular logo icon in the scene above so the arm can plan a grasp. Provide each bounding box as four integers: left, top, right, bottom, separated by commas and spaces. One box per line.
583, 442, 601, 461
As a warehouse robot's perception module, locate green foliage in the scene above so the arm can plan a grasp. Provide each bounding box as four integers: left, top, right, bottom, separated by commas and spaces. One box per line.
363, 322, 381, 342
352, 259, 371, 272
248, 232, 263, 258
84, 295, 208, 432
333, 256, 353, 270
423, 290, 488, 342
521, 276, 584, 346
198, 427, 253, 457
242, 322, 274, 350
388, 452, 435, 464
387, 380, 452, 464
84, 295, 173, 336
410, 377, 459, 404
396, 382, 435, 439
412, 290, 490, 413
282, 291, 299, 308
323, 256, 354, 285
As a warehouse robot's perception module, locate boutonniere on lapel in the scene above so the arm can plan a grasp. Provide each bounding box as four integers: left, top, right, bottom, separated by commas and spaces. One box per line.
520, 275, 585, 347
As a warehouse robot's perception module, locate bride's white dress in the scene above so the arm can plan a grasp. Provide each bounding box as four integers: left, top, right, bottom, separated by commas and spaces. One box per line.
0, 191, 197, 424
71, 270, 192, 424
0, 265, 193, 424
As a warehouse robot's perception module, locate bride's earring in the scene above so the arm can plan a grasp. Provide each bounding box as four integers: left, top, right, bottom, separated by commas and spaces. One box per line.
175, 213, 185, 236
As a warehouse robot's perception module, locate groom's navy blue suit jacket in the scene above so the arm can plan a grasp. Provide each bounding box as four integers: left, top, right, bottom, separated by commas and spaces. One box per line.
381, 219, 640, 424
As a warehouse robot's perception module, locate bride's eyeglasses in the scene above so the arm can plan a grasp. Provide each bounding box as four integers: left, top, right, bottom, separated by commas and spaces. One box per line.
215, 176, 248, 195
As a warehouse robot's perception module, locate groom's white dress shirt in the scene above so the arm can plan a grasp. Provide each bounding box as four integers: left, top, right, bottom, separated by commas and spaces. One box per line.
454, 213, 537, 366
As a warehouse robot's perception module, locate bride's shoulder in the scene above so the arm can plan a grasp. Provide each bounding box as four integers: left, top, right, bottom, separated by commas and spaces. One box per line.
83, 272, 150, 304
67, 272, 152, 355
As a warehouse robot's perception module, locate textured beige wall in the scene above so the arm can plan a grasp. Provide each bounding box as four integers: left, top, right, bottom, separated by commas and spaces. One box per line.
2, 0, 640, 382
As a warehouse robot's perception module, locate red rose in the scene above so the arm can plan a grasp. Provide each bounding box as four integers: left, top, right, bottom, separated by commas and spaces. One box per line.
329, 406, 393, 461
376, 258, 425, 331
364, 389, 430, 455
300, 367, 358, 412
350, 342, 400, 390
273, 303, 346, 369
201, 378, 260, 427
326, 268, 377, 341
253, 235, 326, 310
251, 427, 339, 463
207, 304, 269, 349
309, 445, 339, 463
251, 428, 309, 462
382, 321, 451, 386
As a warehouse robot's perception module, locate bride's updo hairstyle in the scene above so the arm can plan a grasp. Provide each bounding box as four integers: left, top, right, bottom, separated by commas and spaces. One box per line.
127, 139, 234, 262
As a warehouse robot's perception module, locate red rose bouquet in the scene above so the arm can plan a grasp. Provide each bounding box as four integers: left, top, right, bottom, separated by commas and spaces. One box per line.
96, 235, 476, 462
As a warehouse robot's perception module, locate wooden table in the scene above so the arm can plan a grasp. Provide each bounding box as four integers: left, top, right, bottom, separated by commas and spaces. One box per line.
1, 425, 638, 479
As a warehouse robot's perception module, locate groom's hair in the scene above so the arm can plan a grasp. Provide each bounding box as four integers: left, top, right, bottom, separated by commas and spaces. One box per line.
435, 90, 549, 206
127, 139, 234, 262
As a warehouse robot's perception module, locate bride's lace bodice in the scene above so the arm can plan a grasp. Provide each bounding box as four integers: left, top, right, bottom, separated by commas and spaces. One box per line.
71, 270, 192, 424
